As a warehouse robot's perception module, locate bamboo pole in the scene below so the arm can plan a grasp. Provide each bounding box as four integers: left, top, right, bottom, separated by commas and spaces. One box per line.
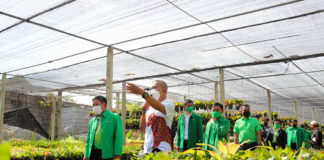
106, 47, 113, 111
0, 73, 7, 142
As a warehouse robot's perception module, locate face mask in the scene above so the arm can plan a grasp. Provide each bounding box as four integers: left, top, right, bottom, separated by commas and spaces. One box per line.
150, 89, 160, 100
292, 124, 297, 128
186, 106, 193, 113
243, 111, 250, 117
212, 111, 221, 119
274, 124, 280, 128
93, 106, 102, 115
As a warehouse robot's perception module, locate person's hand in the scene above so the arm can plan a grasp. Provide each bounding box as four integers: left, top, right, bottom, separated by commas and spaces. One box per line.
126, 83, 145, 95
99, 78, 107, 83
142, 102, 150, 111
83, 157, 88, 160
113, 155, 121, 160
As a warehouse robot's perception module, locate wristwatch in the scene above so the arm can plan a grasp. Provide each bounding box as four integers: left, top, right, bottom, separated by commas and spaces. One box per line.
142, 91, 149, 98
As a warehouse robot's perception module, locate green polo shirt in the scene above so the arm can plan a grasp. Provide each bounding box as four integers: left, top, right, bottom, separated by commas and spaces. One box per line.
234, 117, 262, 144
291, 128, 297, 143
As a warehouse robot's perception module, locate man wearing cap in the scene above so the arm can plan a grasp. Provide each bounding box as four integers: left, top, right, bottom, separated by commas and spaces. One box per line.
203, 103, 230, 151
310, 121, 323, 150
176, 99, 203, 151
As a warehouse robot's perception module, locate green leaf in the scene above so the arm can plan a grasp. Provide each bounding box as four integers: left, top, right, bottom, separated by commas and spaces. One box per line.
0, 143, 11, 160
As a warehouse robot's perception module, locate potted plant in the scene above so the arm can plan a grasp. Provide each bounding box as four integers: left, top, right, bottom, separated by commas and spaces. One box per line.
200, 101, 205, 109
194, 100, 201, 110
174, 102, 179, 112
225, 99, 234, 110
179, 102, 184, 111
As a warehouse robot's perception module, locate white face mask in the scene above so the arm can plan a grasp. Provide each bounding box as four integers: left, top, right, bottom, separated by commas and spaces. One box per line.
150, 89, 160, 100
93, 106, 102, 115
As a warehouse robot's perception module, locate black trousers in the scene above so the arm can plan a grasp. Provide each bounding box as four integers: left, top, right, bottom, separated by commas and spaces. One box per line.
291, 143, 297, 150
179, 140, 189, 152
89, 146, 113, 160
238, 142, 258, 151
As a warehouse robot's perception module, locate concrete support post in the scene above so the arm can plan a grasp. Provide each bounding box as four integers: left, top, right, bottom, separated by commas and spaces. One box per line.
294, 101, 298, 120
57, 91, 63, 140
116, 92, 120, 113
0, 73, 7, 142
266, 89, 273, 127
50, 98, 57, 141
214, 82, 219, 102
106, 47, 113, 111
219, 69, 225, 112
122, 82, 126, 145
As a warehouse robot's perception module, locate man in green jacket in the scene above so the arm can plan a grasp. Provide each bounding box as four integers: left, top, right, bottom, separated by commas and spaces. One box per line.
301, 124, 311, 149
203, 103, 230, 151
286, 119, 305, 150
84, 96, 123, 160
176, 99, 203, 151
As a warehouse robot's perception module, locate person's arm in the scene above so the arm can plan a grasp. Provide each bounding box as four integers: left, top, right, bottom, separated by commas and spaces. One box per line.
197, 116, 204, 143
139, 103, 149, 133
312, 131, 319, 142
84, 121, 92, 160
113, 116, 123, 159
126, 83, 166, 114
233, 121, 239, 144
234, 133, 239, 144
257, 131, 262, 145
140, 114, 146, 133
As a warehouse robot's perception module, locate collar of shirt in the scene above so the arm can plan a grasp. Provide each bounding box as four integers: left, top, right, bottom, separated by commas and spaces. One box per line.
216, 115, 225, 122
241, 116, 252, 121
185, 113, 192, 118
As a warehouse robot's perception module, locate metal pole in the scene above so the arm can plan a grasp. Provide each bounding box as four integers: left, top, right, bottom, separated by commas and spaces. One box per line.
312, 108, 315, 121
0, 73, 7, 142
50, 97, 57, 141
116, 92, 120, 113
57, 90, 63, 140
214, 82, 219, 102
266, 90, 273, 127
106, 47, 113, 111
219, 69, 225, 111
122, 82, 126, 145
294, 101, 298, 120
